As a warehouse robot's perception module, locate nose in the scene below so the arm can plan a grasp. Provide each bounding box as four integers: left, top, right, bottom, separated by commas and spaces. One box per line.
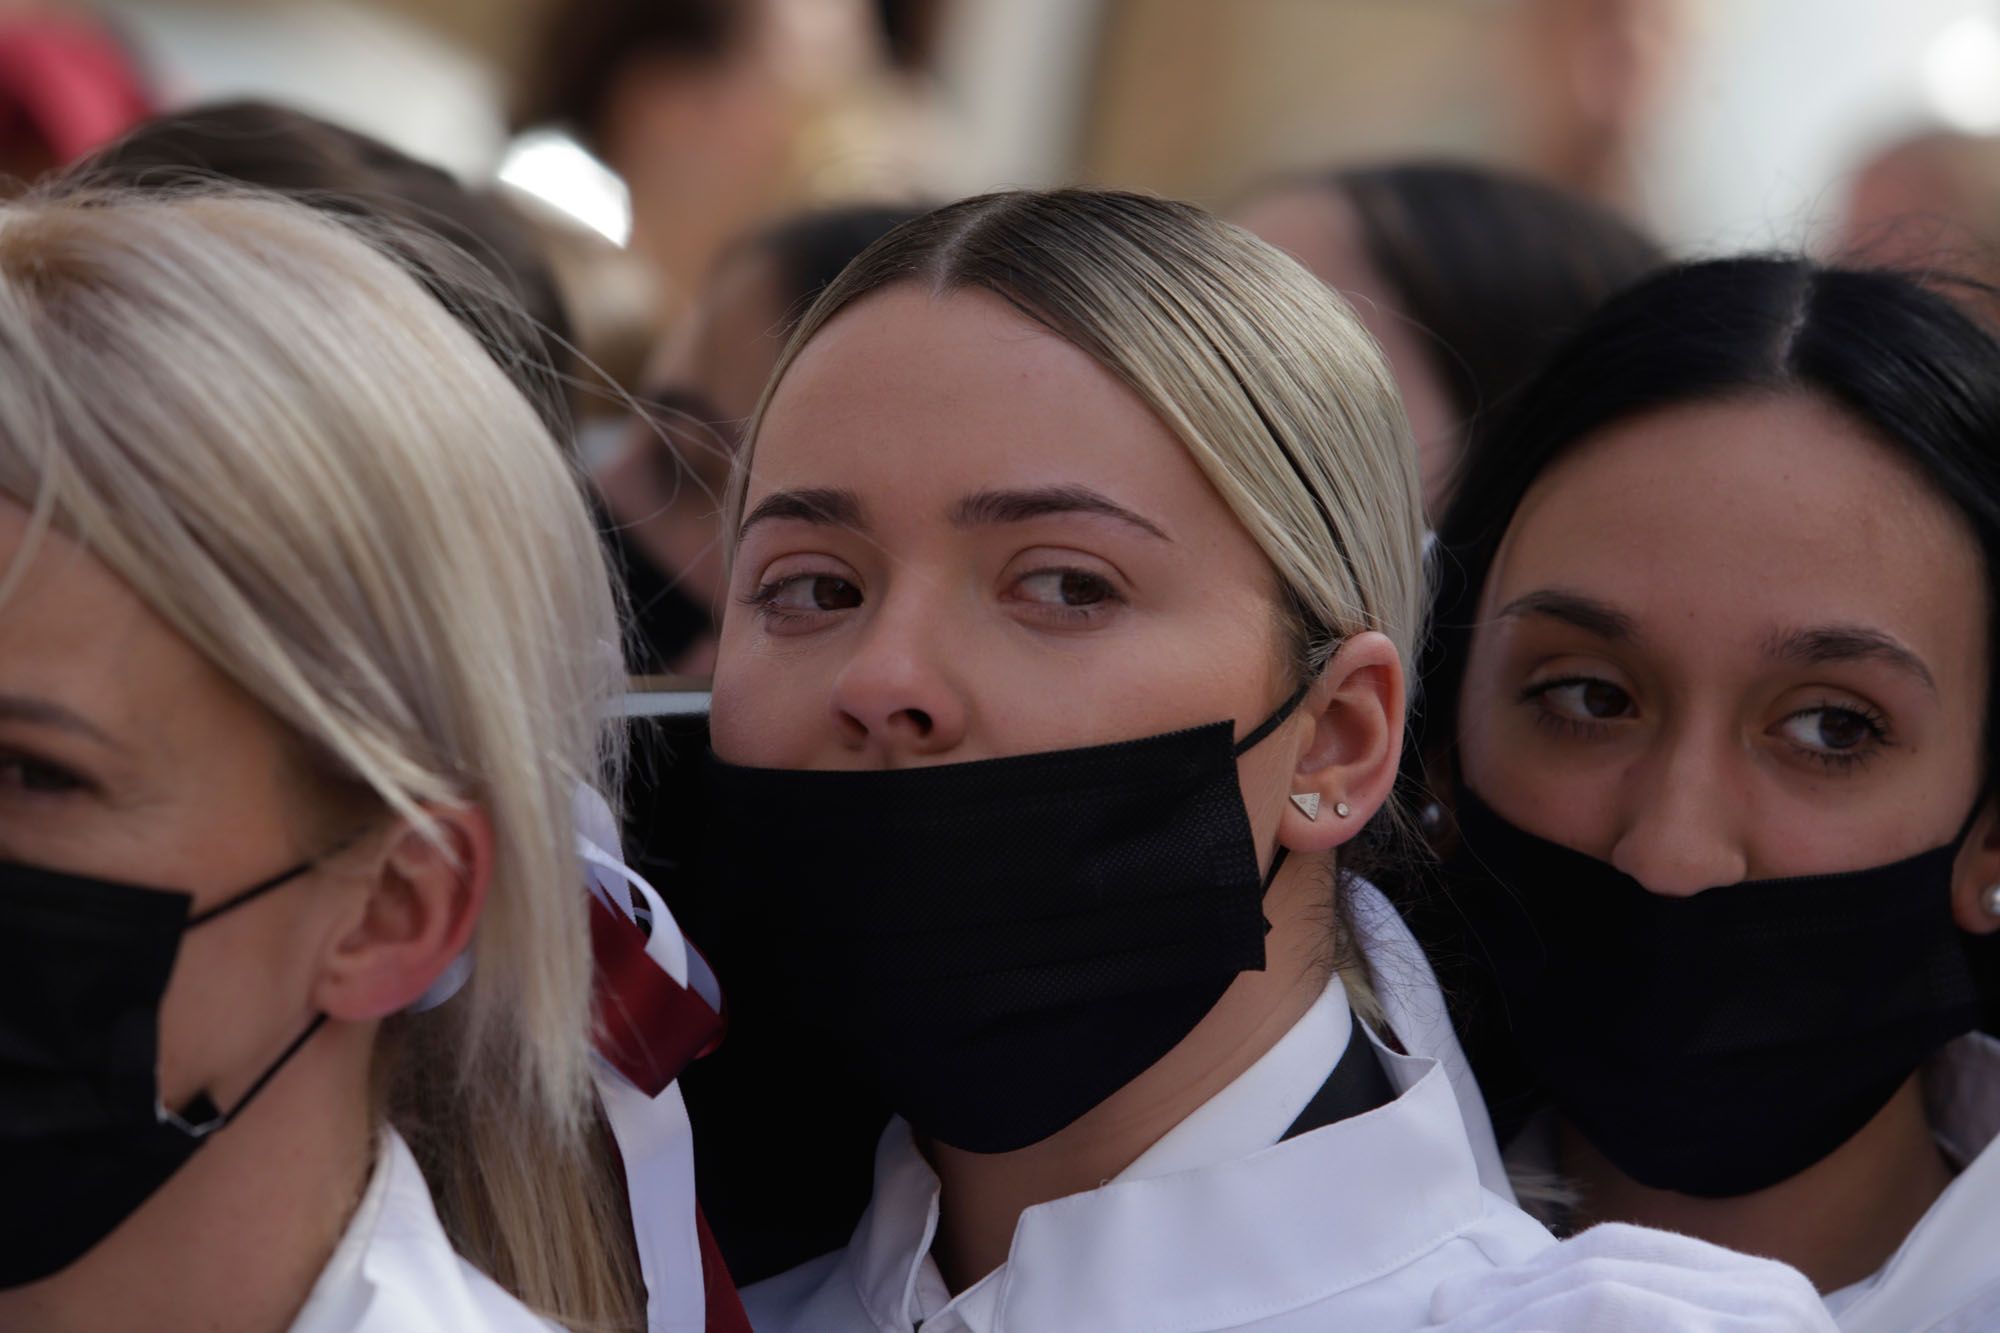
1607, 727, 1750, 897
827, 599, 969, 761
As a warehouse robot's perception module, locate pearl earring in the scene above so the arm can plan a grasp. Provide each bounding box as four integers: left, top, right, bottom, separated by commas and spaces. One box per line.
1984, 883, 2000, 918
1334, 802, 1351, 819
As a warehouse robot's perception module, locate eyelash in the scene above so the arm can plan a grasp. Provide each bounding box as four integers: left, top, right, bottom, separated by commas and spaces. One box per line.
741, 564, 1128, 631
1516, 678, 1894, 776
0, 749, 91, 798
1518, 676, 1624, 741
1784, 698, 1891, 775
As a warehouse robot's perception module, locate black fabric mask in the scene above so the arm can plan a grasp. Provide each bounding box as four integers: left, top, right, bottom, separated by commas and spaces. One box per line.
703, 688, 1305, 1154
0, 857, 326, 1287
1447, 784, 1983, 1198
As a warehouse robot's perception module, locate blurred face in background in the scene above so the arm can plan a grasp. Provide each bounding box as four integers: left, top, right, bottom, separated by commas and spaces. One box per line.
1236, 186, 1460, 515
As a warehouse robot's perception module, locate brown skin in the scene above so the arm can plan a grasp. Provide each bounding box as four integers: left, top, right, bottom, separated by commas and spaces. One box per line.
0, 505, 491, 1333
1235, 185, 1462, 519
596, 245, 791, 675
1456, 394, 2000, 1291
710, 285, 1405, 1292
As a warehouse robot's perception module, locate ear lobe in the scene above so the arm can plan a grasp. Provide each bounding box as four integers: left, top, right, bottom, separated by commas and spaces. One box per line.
1278, 631, 1407, 856
316, 805, 494, 1021
1952, 798, 2000, 936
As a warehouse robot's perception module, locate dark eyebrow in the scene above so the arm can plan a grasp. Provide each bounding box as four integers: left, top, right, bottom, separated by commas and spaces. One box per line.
0, 693, 118, 750
737, 486, 869, 540
948, 486, 1171, 541
1496, 589, 1640, 642
1769, 625, 1938, 695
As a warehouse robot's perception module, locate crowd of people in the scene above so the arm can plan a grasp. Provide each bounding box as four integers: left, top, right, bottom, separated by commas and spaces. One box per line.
0, 9, 1996, 1333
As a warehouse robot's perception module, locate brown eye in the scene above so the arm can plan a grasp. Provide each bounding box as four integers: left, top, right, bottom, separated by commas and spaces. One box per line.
755, 573, 863, 618
1537, 678, 1635, 723
809, 576, 861, 611
1013, 569, 1120, 609
1779, 706, 1882, 754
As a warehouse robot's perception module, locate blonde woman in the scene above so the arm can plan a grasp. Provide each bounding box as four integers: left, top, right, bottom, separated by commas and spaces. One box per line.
700, 189, 1835, 1332
0, 188, 725, 1331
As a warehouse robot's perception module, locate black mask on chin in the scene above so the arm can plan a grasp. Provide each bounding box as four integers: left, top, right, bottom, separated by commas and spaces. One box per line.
702, 685, 1308, 1154
0, 858, 326, 1287
1446, 784, 1983, 1198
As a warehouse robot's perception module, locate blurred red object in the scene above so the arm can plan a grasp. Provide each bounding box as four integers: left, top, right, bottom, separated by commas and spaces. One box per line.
0, 12, 152, 179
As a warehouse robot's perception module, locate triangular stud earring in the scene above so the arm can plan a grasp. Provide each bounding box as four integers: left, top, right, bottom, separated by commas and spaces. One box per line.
1289, 792, 1321, 820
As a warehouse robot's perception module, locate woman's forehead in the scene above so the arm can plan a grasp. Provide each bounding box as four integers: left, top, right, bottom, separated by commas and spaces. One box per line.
1489, 394, 1986, 670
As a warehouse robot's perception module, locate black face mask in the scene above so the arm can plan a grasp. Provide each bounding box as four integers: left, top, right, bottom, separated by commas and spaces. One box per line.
1447, 784, 1983, 1198
0, 857, 326, 1287
702, 688, 1305, 1154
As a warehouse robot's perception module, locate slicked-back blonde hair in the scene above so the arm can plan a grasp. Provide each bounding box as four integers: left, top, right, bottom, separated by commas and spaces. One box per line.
725, 188, 1427, 1007
0, 188, 640, 1327
729, 187, 1425, 727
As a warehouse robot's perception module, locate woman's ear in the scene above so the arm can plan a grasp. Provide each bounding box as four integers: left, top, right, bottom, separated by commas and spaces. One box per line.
1952, 797, 2000, 935
314, 805, 494, 1020
1278, 630, 1406, 855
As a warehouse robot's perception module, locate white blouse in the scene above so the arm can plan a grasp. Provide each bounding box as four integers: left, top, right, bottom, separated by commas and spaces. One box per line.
743, 879, 1833, 1333
288, 1131, 557, 1333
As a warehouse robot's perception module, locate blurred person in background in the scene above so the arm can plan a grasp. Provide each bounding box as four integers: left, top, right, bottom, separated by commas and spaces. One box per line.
1236, 162, 1662, 518
1840, 129, 2000, 292
599, 201, 922, 677
514, 0, 935, 324
0, 6, 152, 182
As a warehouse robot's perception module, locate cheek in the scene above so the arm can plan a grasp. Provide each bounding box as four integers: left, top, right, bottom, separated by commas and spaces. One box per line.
1453, 640, 1610, 843
708, 631, 816, 766
153, 895, 312, 1106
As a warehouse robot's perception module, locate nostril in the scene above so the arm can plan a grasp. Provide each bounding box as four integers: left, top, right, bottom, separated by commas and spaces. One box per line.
903, 707, 934, 736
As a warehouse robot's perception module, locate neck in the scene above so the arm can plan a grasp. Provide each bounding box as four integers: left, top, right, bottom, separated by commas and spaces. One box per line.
1558, 1073, 1954, 1292
0, 1021, 379, 1333
925, 855, 1331, 1293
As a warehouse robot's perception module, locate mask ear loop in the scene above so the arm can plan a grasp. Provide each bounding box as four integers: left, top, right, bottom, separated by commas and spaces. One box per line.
183, 860, 316, 929
1233, 680, 1317, 893
157, 1014, 329, 1139
1232, 679, 1314, 757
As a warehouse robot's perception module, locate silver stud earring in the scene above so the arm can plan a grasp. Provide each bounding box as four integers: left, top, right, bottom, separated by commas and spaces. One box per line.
1984, 883, 2000, 918
1289, 792, 1321, 820
1334, 801, 1352, 819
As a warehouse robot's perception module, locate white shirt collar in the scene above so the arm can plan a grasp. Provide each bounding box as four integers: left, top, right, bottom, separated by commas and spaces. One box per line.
842, 981, 1496, 1333
1825, 1032, 2000, 1330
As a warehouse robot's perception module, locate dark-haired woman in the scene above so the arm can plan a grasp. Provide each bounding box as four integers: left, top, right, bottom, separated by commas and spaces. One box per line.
1236, 162, 1661, 518
1420, 257, 2000, 1331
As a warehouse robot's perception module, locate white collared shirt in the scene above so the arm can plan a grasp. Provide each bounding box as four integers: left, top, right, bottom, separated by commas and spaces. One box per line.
744, 978, 1555, 1333
289, 1130, 558, 1333
743, 875, 1833, 1333
1824, 1032, 2000, 1332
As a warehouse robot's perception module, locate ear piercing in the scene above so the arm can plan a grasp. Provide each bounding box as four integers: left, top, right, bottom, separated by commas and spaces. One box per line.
1288, 793, 1353, 821
1984, 883, 2000, 918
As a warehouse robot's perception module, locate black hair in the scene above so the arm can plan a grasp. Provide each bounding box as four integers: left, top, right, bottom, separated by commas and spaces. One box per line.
739, 201, 930, 330
1414, 256, 2000, 1054
76, 100, 576, 443
512, 0, 744, 146
1420, 256, 2000, 772
1331, 162, 1663, 500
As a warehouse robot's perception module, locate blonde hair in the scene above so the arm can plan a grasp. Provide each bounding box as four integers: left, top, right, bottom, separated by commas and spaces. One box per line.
726, 187, 1428, 1004
728, 187, 1425, 684
0, 188, 640, 1328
